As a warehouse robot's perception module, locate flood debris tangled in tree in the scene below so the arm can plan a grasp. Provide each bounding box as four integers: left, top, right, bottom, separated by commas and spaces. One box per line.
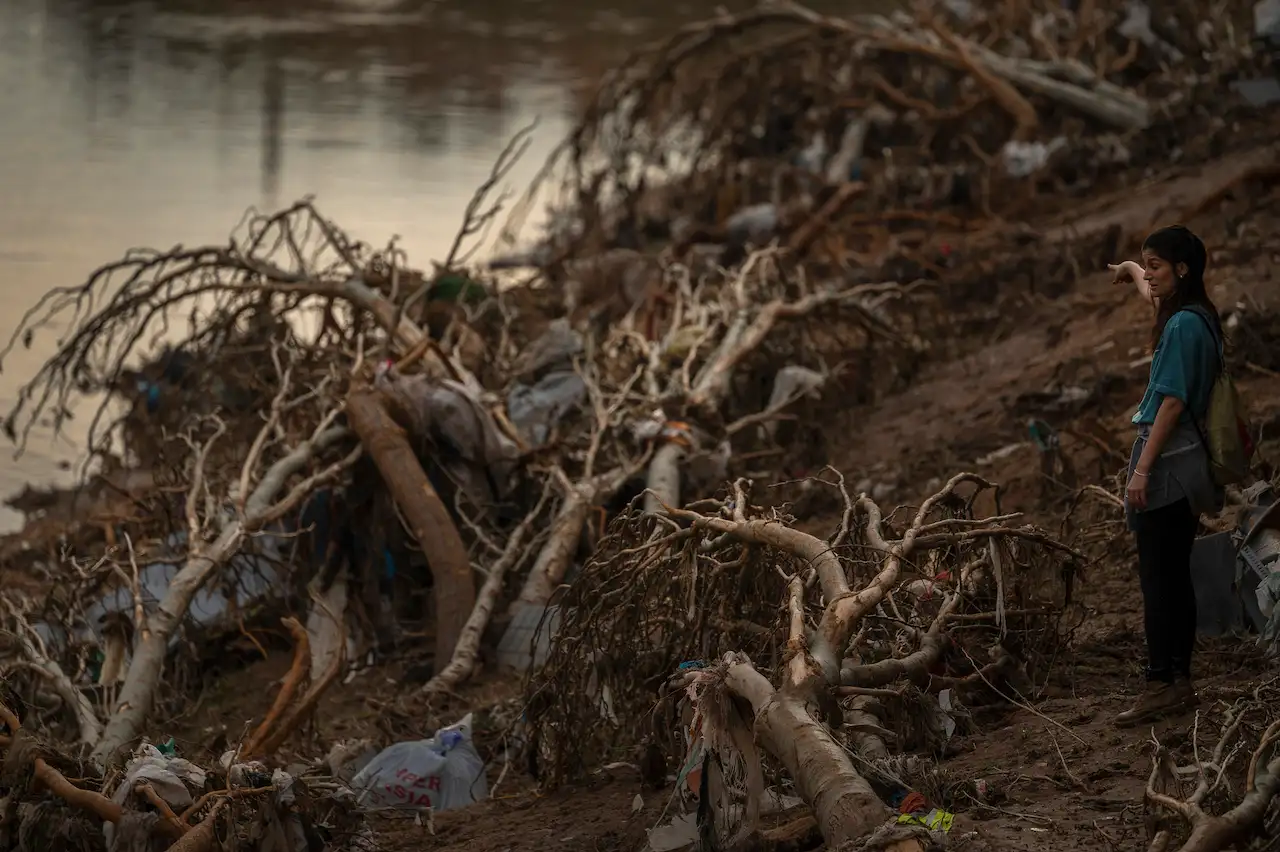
2, 1, 1279, 850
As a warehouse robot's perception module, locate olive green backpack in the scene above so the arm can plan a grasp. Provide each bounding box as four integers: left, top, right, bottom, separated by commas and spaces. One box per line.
1185, 308, 1254, 486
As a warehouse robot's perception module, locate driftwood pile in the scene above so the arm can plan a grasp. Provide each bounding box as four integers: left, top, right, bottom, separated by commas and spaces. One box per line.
506, 0, 1270, 271
1, 1, 1278, 850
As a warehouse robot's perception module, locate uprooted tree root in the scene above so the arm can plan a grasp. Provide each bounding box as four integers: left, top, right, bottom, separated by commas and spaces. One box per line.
1143, 678, 1280, 852
0, 199, 478, 766
525, 472, 1085, 847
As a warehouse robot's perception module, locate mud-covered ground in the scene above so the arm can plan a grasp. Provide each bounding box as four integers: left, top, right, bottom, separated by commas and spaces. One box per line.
135, 133, 1280, 852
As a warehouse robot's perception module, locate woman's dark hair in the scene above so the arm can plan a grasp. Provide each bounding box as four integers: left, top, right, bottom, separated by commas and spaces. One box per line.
1142, 225, 1221, 351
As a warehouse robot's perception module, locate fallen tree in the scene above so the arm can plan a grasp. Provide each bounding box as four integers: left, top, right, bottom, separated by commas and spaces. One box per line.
525, 472, 1083, 847
346, 384, 475, 665
503, 0, 1263, 269
0, 204, 428, 765
0, 5, 1272, 845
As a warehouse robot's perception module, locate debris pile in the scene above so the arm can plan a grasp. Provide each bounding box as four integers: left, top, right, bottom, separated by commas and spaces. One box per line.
0, 696, 369, 852
525, 473, 1083, 798
509, 0, 1271, 269
1, 1, 1278, 850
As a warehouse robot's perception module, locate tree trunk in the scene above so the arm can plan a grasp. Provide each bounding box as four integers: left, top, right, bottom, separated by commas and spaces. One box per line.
761, 694, 889, 844
346, 386, 474, 665
725, 663, 889, 846
643, 442, 684, 514
90, 427, 350, 765
92, 524, 245, 764
515, 492, 590, 609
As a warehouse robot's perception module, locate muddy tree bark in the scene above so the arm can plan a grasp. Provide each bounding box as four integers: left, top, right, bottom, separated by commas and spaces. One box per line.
724, 663, 889, 846
515, 492, 590, 609
346, 386, 474, 665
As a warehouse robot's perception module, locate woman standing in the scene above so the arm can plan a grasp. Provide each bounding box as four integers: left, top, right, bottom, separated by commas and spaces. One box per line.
1108, 225, 1224, 728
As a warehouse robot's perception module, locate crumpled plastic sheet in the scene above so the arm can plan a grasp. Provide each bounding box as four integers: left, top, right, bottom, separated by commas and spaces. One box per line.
1258, 0, 1279, 41
103, 745, 208, 849
249, 769, 311, 852
375, 371, 520, 508
32, 525, 288, 670
510, 318, 583, 379
106, 811, 162, 852
724, 203, 779, 247
1000, 137, 1069, 178
1257, 572, 1280, 656
350, 713, 488, 812
507, 371, 587, 447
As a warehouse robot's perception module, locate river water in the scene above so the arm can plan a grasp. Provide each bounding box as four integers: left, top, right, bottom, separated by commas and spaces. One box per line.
0, 0, 886, 530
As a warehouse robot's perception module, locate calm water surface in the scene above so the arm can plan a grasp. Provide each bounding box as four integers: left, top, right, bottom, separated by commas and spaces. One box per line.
0, 0, 886, 530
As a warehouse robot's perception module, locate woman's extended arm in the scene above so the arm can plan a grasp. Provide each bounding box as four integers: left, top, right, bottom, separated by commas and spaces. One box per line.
1127, 395, 1185, 510
1108, 260, 1155, 306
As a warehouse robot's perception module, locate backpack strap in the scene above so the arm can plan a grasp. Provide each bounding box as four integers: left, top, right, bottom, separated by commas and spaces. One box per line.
1179, 306, 1224, 375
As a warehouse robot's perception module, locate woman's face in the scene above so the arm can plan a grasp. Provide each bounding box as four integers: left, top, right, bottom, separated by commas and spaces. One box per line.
1141, 250, 1182, 300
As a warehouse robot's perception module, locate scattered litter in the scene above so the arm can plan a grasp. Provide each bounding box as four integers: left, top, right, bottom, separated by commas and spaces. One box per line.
1001, 137, 1069, 178
324, 738, 380, 784
1191, 531, 1243, 636
103, 744, 208, 848
645, 790, 802, 852
1117, 1, 1185, 62
647, 813, 698, 852
350, 714, 488, 811
375, 370, 520, 507
1232, 77, 1280, 108
893, 788, 956, 833
935, 690, 958, 742
1257, 0, 1280, 41
33, 528, 287, 680
724, 204, 780, 247
976, 443, 1028, 466
510, 318, 584, 378
496, 602, 561, 672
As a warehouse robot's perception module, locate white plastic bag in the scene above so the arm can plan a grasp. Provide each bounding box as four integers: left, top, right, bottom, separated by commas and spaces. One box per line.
103, 744, 208, 849
350, 713, 487, 811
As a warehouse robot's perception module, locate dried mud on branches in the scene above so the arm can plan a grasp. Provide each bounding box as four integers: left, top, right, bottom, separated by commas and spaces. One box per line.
3, 0, 1280, 851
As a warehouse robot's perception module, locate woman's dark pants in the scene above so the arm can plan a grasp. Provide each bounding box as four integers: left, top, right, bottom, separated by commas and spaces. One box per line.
1132, 498, 1198, 682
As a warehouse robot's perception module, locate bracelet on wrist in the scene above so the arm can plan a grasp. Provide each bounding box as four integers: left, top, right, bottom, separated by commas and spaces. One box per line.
1133, 469, 1149, 478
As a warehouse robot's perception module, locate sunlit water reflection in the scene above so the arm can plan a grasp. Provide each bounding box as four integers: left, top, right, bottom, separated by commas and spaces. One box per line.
0, 0, 889, 530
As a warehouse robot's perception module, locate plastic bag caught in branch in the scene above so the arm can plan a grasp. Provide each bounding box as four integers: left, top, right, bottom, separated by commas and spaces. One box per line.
509, 318, 583, 380
507, 371, 586, 447
102, 744, 207, 849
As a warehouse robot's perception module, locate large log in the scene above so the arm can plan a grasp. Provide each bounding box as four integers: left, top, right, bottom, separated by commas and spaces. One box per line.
346, 386, 474, 665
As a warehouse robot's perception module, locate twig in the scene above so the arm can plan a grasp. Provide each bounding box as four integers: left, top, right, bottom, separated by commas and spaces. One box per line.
956, 644, 1087, 745
440, 121, 538, 272
254, 609, 347, 757
166, 801, 227, 852
240, 616, 310, 760
136, 781, 190, 836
